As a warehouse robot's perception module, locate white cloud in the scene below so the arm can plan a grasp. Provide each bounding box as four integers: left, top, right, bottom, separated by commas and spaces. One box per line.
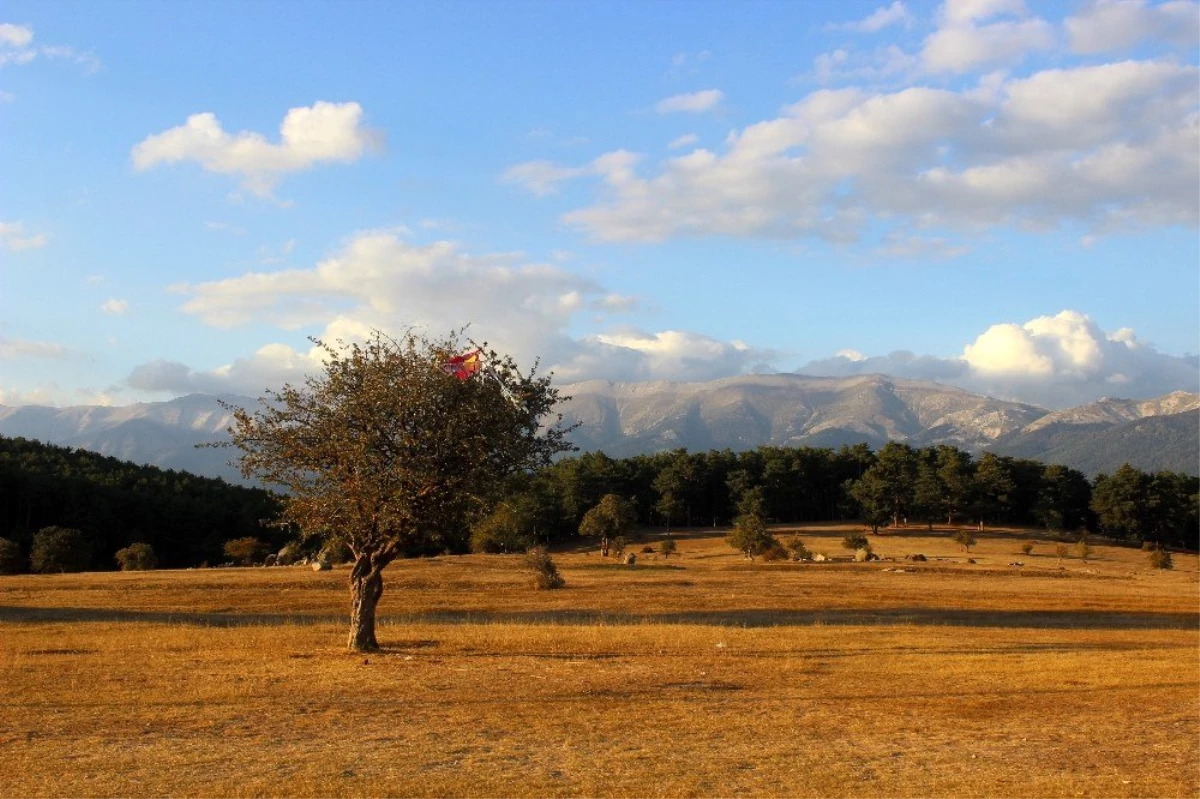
0, 23, 32, 47
800, 310, 1199, 408
1066, 0, 1200, 53
827, 2, 914, 32
132, 101, 379, 197
0, 336, 67, 359
921, 1, 1055, 73
0, 24, 101, 72
138, 230, 762, 395
521, 55, 1197, 243
0, 221, 47, 251
101, 298, 129, 315
668, 133, 699, 150
654, 89, 724, 114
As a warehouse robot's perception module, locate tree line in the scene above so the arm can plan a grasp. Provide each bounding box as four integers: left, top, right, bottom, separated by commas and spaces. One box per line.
0, 434, 1195, 576
0, 435, 284, 573
485, 442, 1198, 550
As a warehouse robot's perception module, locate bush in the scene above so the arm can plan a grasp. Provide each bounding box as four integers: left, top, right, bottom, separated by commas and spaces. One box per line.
659, 538, 677, 559
1074, 536, 1092, 563
842, 534, 870, 552
784, 535, 811, 561
1020, 542, 1034, 555
114, 542, 157, 571
223, 536, 269, 566
1055, 543, 1069, 565
31, 526, 90, 573
1148, 548, 1173, 570
523, 547, 564, 589
0, 537, 23, 574
951, 530, 977, 552
1141, 540, 1157, 551
760, 539, 789, 561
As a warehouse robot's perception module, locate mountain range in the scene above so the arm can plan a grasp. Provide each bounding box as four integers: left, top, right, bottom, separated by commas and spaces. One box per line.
0, 375, 1195, 482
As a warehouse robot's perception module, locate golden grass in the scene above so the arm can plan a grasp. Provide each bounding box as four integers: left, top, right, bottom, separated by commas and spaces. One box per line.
2, 524, 1197, 798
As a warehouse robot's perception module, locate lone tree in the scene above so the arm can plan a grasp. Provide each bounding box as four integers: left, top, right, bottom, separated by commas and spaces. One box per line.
579, 493, 637, 558
223, 331, 573, 652
727, 512, 776, 560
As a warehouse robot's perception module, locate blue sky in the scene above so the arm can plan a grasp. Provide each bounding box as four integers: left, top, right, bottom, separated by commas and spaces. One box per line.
2, 0, 1197, 409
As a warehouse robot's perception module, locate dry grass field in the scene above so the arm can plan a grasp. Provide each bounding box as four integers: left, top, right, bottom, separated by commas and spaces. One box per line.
2, 524, 1197, 798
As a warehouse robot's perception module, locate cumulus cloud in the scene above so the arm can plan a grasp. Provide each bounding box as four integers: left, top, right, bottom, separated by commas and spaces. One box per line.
517, 49, 1197, 243
100, 298, 129, 315
654, 89, 724, 114
0, 23, 32, 47
800, 311, 1199, 408
1066, 0, 1200, 53
131, 101, 379, 196
668, 133, 699, 150
0, 221, 47, 251
137, 230, 763, 396
827, 1, 914, 32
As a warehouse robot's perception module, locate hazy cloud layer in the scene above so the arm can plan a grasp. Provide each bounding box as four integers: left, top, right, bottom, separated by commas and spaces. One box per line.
0, 22, 100, 72
508, 1, 1198, 246
0, 220, 48, 251
132, 101, 379, 196
134, 231, 770, 395
800, 310, 1199, 408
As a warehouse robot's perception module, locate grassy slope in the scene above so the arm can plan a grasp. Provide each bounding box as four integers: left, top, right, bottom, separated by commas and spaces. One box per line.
2, 524, 1197, 798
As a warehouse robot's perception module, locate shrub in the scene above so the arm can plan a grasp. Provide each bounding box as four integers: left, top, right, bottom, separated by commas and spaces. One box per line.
523, 547, 564, 589
641, 546, 656, 554
951, 530, 977, 552
659, 538, 677, 559
31, 526, 90, 573
223, 536, 269, 566
1020, 542, 1034, 555
1074, 536, 1092, 563
1148, 547, 1173, 570
1141, 540, 1157, 551
0, 537, 23, 574
760, 539, 789, 561
114, 542, 157, 571
842, 534, 870, 552
610, 536, 627, 559
784, 535, 811, 561
1055, 543, 1069, 565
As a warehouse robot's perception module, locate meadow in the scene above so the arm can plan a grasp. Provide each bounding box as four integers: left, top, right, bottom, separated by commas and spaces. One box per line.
2, 524, 1197, 798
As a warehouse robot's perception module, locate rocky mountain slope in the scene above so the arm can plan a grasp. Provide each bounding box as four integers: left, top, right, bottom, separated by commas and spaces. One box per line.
1, 377, 1195, 481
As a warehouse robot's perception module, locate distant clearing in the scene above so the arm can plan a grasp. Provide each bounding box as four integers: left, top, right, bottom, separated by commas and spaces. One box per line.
2, 524, 1197, 798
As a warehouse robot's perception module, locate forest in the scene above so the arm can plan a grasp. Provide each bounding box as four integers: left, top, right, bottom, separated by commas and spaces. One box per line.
1, 434, 1195, 573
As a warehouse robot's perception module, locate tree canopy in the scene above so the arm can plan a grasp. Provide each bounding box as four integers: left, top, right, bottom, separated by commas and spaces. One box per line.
224, 331, 574, 651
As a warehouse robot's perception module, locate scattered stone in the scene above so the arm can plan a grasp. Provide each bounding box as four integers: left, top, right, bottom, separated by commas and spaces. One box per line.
264, 554, 277, 567
1008, 562, 1024, 567
907, 553, 927, 562
623, 553, 637, 566
813, 553, 828, 562
854, 548, 872, 562
311, 559, 332, 572
966, 558, 976, 564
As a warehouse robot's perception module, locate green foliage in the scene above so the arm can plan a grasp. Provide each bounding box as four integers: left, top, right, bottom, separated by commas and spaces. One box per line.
972, 453, 1016, 528
1021, 541, 1034, 555
726, 513, 776, 560
1147, 547, 1173, 570
0, 537, 23, 574
579, 493, 637, 557
1054, 543, 1069, 564
0, 435, 283, 569
470, 503, 535, 553
1074, 535, 1092, 563
842, 533, 870, 552
114, 542, 157, 571
659, 537, 677, 558
31, 526, 90, 573
783, 534, 811, 561
523, 546, 564, 589
951, 529, 977, 552
223, 537, 269, 566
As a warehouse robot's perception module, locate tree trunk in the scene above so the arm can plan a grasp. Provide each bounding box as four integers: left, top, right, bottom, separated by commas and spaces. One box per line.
348, 555, 385, 652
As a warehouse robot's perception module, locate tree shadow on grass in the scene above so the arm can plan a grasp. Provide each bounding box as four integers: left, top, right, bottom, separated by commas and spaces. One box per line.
1, 605, 1196, 630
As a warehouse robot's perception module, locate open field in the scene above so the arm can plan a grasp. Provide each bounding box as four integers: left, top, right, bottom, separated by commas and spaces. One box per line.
2, 524, 1197, 798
